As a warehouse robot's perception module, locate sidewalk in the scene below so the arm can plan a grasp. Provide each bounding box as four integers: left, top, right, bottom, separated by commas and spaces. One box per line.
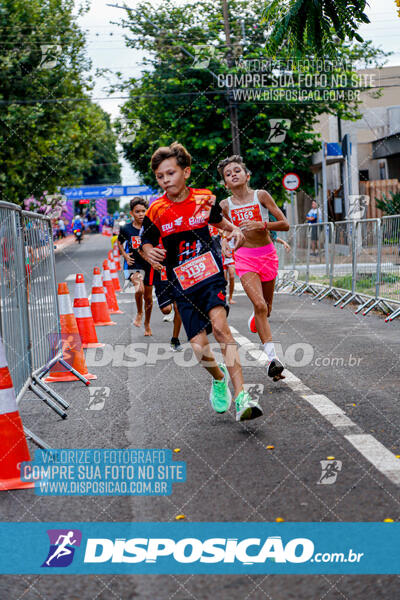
53, 234, 76, 253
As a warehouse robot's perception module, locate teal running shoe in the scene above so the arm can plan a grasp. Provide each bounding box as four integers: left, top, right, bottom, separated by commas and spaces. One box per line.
209, 363, 232, 413
235, 390, 263, 422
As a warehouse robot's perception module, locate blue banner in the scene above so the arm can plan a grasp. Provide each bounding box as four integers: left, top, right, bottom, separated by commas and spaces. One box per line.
0, 523, 398, 574
61, 185, 156, 199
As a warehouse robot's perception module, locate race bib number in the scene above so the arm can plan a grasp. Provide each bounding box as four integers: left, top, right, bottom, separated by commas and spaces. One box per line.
131, 236, 141, 249
173, 251, 219, 290
231, 204, 262, 227
160, 266, 168, 281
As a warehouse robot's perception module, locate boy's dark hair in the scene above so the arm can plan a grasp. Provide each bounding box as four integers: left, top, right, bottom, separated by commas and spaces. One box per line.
151, 141, 192, 172
217, 155, 251, 180
129, 197, 148, 211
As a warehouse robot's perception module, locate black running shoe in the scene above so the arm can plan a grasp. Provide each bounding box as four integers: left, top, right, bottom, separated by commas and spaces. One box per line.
170, 337, 182, 352
268, 359, 284, 380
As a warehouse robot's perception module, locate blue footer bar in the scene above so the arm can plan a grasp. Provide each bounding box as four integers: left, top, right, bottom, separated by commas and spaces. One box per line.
0, 522, 398, 574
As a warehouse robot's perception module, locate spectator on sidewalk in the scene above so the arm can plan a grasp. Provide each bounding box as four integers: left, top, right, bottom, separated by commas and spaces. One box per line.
58, 218, 66, 239
306, 200, 322, 255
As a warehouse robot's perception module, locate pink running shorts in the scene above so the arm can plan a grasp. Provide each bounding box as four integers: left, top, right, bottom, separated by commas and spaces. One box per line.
234, 242, 279, 282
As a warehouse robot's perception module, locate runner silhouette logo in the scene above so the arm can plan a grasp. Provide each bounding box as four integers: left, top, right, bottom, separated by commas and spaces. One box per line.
42, 529, 82, 568
317, 460, 342, 485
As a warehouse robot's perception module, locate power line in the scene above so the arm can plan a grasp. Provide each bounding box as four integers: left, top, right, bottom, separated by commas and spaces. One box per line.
2, 84, 400, 105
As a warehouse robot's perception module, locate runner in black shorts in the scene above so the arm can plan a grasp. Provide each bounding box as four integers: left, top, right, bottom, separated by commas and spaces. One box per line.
140, 142, 263, 422
118, 198, 153, 336
153, 266, 183, 351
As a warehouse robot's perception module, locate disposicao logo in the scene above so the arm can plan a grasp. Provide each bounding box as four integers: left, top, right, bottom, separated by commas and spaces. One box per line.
83, 536, 314, 564
42, 529, 82, 568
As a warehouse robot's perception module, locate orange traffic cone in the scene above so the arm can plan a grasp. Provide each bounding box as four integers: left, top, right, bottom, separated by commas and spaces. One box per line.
103, 260, 123, 314
113, 243, 121, 271
73, 274, 105, 348
0, 336, 34, 491
91, 267, 116, 326
45, 283, 96, 382
108, 252, 121, 292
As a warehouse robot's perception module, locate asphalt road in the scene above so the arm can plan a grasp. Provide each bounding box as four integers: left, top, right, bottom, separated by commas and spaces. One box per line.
1, 233, 399, 599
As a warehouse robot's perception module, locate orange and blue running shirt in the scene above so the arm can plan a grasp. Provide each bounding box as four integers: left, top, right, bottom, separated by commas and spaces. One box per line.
140, 188, 224, 296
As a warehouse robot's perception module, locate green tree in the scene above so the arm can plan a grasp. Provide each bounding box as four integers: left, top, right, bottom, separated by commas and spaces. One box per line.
0, 0, 120, 205
79, 107, 121, 185
266, 0, 370, 56
116, 0, 384, 203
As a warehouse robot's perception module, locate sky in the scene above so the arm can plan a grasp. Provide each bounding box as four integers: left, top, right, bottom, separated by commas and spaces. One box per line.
77, 0, 400, 185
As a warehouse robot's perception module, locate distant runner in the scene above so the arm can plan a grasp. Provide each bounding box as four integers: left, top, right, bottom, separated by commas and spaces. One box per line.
118, 198, 154, 336
153, 265, 183, 352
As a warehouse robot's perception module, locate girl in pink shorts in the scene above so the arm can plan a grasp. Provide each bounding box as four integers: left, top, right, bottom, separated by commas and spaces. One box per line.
218, 155, 290, 381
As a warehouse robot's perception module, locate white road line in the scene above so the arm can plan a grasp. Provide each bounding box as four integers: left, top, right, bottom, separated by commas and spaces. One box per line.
230, 326, 400, 487
345, 435, 400, 485
65, 274, 76, 281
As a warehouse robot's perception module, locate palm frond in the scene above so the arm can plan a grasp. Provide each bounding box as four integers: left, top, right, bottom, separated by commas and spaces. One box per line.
267, 0, 370, 55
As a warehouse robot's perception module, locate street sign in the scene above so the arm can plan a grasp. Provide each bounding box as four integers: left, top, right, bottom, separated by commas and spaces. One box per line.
326, 142, 343, 158
61, 185, 156, 199
282, 173, 300, 191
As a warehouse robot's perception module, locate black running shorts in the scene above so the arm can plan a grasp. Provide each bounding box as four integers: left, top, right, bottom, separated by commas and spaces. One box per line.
174, 278, 229, 341
154, 274, 174, 309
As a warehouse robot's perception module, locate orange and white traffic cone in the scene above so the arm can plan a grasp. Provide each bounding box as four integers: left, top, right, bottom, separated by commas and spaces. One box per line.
45, 283, 96, 382
91, 267, 116, 326
0, 336, 34, 491
108, 252, 121, 292
103, 260, 123, 314
113, 244, 121, 271
73, 274, 105, 348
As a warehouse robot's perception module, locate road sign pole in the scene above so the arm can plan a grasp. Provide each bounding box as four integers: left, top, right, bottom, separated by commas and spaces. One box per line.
321, 142, 328, 225
321, 142, 330, 276
282, 173, 300, 230
290, 190, 295, 227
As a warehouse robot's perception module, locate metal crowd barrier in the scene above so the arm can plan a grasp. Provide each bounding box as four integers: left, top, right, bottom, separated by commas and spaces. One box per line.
21, 211, 71, 423
0, 201, 86, 448
0, 203, 31, 400
379, 215, 400, 320
285, 215, 400, 321
289, 222, 334, 298
291, 224, 309, 292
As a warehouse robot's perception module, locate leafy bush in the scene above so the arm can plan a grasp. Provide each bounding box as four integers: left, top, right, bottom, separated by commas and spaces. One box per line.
376, 192, 400, 216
